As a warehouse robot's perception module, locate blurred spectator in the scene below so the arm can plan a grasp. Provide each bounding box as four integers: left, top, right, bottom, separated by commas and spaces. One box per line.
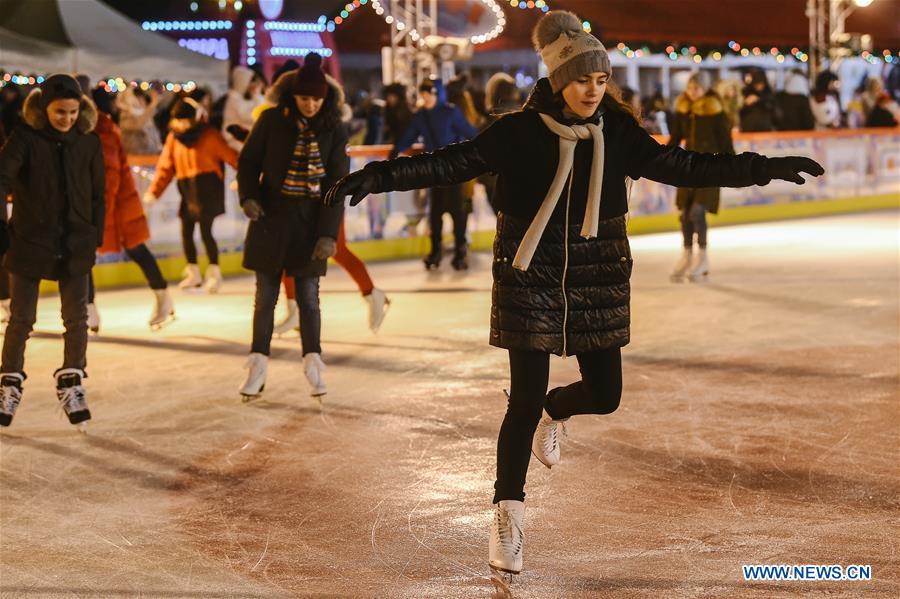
619, 86, 643, 119
810, 71, 842, 129
382, 83, 413, 145
118, 87, 162, 154
714, 79, 743, 130
740, 68, 775, 132
641, 90, 670, 135
223, 66, 266, 150
667, 72, 734, 281
446, 74, 483, 216
359, 92, 385, 145
773, 70, 815, 131
484, 72, 521, 119
861, 77, 899, 127
190, 87, 219, 129
0, 85, 23, 134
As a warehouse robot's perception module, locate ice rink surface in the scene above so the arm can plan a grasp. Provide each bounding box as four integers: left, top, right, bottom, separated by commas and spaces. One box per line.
1, 211, 898, 598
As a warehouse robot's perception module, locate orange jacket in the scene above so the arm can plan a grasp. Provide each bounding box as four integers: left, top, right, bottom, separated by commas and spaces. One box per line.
149, 126, 238, 198
94, 112, 150, 254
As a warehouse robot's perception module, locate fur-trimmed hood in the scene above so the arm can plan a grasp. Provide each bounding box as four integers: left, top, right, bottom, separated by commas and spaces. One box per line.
675, 92, 724, 116
22, 87, 98, 134
264, 68, 350, 129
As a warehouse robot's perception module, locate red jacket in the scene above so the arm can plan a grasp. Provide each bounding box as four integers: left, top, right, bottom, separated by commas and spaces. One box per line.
95, 112, 150, 253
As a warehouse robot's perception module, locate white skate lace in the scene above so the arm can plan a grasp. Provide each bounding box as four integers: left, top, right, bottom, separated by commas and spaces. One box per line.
0, 385, 21, 415
496, 508, 523, 555
58, 385, 88, 415
540, 418, 568, 454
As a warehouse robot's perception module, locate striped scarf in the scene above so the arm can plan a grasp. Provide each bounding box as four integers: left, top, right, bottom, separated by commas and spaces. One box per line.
282, 118, 325, 199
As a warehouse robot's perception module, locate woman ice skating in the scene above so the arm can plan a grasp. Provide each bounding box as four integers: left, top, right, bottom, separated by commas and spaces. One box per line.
237, 53, 348, 402
325, 11, 824, 577
80, 82, 174, 332
144, 98, 238, 293
0, 74, 106, 431
667, 72, 735, 282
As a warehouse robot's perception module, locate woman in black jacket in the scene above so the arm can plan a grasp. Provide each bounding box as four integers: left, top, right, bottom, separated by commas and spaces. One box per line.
667, 73, 735, 281
0, 74, 105, 431
237, 54, 348, 403
326, 11, 823, 576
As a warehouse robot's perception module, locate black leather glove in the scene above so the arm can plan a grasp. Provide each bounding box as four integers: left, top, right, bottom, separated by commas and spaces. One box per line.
324, 165, 383, 207
764, 156, 825, 185
313, 237, 337, 260
242, 199, 265, 221
0, 221, 9, 256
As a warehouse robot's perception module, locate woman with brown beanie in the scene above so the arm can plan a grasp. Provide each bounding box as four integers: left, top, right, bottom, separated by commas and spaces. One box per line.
237, 53, 348, 402
326, 11, 824, 576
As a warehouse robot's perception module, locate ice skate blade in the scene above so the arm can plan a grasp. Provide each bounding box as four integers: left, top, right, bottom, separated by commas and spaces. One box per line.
76, 422, 88, 434
241, 383, 265, 403
688, 273, 709, 283
669, 274, 688, 283
531, 448, 554, 469
149, 313, 176, 332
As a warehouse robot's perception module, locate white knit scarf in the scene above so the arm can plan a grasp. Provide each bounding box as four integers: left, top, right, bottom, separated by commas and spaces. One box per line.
512, 112, 605, 271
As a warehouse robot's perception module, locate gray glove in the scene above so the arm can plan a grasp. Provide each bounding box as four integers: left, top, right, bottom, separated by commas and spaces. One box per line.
242, 199, 265, 221
313, 237, 337, 260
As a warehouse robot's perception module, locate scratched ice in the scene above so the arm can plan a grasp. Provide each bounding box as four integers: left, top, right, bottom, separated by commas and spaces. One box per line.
1, 212, 897, 598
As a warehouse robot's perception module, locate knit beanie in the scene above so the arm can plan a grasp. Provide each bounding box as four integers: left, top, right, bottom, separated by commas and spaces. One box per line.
291, 53, 328, 99
39, 74, 83, 110
170, 97, 200, 120
532, 11, 611, 94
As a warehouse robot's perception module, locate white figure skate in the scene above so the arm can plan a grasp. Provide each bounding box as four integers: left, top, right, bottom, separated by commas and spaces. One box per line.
86, 302, 100, 334
532, 409, 568, 468
303, 353, 327, 402
688, 248, 709, 281
149, 289, 176, 331
670, 248, 693, 282
489, 500, 525, 580
178, 264, 203, 290
239, 353, 268, 402
204, 264, 222, 294
364, 288, 390, 333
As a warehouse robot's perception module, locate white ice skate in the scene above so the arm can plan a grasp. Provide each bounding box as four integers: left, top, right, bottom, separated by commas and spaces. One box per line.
149, 289, 176, 331
0, 372, 24, 427
489, 500, 525, 578
178, 264, 203, 290
86, 302, 100, 334
532, 409, 568, 469
240, 353, 268, 402
688, 248, 709, 281
670, 248, 693, 282
273, 299, 300, 337
55, 368, 90, 433
303, 352, 327, 401
204, 264, 222, 294
364, 288, 390, 333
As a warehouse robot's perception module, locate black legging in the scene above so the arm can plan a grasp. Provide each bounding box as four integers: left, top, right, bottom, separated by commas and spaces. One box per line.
429, 184, 467, 254
181, 216, 219, 265
494, 347, 623, 504
87, 243, 167, 303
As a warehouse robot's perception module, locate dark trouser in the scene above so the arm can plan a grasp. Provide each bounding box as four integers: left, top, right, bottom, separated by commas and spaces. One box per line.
251, 270, 321, 357
87, 243, 167, 303
681, 201, 708, 248
428, 184, 467, 255
0, 261, 9, 301
1, 272, 90, 376
493, 347, 623, 504
181, 216, 219, 265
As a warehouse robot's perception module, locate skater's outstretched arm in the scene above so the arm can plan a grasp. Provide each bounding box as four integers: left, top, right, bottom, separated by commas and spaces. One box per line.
624, 116, 823, 188
324, 140, 491, 207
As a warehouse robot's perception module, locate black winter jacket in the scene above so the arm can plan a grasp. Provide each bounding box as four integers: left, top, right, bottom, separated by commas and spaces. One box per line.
667, 92, 735, 214
0, 89, 105, 280
361, 78, 775, 354
238, 73, 348, 277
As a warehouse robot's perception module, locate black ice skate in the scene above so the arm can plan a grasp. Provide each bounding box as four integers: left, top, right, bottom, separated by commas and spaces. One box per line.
423, 248, 442, 270
0, 372, 24, 427
451, 247, 469, 271
55, 368, 91, 432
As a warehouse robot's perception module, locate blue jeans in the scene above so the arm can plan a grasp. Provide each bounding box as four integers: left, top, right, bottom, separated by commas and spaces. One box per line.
251, 270, 321, 356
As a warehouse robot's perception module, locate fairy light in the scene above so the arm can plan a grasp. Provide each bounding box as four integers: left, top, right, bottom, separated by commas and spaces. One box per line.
371, 0, 505, 46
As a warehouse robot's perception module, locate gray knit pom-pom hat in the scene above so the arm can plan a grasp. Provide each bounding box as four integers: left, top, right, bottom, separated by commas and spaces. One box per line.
532, 10, 611, 94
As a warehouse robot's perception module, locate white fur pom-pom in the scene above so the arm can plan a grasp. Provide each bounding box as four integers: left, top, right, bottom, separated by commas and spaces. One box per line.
531, 10, 583, 51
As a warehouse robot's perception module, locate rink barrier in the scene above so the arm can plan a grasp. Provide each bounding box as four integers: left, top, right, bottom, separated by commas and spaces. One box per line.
58, 127, 899, 292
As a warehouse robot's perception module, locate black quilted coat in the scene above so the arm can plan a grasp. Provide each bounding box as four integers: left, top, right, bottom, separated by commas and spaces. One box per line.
363, 78, 775, 355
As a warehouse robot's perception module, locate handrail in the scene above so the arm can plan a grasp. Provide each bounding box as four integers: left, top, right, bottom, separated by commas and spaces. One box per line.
126, 127, 898, 167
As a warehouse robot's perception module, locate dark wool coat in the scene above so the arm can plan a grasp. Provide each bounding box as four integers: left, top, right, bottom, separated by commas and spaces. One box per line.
667, 92, 735, 214
362, 78, 774, 355
0, 89, 105, 280
238, 72, 348, 277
